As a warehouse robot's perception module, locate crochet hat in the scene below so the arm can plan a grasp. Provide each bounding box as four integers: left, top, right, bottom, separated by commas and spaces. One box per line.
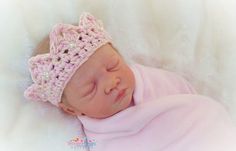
24, 12, 112, 106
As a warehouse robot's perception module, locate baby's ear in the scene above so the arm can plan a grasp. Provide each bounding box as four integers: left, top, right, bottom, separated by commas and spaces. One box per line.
58, 102, 82, 116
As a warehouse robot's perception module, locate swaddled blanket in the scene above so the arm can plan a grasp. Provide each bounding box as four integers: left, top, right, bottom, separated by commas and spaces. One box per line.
78, 64, 236, 151
79, 95, 236, 151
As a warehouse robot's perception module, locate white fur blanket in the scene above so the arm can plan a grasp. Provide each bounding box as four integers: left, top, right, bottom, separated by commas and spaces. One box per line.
1, 0, 236, 151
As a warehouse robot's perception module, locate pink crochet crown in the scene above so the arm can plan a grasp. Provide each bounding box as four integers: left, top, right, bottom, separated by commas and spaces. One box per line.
24, 12, 112, 106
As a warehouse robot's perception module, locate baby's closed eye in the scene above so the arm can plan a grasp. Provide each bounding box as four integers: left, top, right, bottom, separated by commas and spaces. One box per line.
107, 58, 120, 71
82, 82, 96, 97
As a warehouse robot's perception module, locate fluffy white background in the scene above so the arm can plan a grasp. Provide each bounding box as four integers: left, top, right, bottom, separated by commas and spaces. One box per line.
0, 0, 236, 150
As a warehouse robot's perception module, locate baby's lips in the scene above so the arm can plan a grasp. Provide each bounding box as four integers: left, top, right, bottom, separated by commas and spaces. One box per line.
115, 88, 127, 102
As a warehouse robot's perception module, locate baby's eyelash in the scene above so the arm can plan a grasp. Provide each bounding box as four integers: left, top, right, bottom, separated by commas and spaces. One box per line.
86, 83, 96, 96
90, 84, 95, 92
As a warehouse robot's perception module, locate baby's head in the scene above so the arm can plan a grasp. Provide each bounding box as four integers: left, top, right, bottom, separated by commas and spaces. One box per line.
24, 13, 135, 119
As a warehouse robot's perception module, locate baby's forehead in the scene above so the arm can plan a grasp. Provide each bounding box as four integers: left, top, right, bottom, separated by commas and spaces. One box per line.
71, 46, 118, 82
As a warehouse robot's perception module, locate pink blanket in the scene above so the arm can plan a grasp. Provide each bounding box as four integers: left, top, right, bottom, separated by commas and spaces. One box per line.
79, 95, 236, 151
78, 64, 236, 151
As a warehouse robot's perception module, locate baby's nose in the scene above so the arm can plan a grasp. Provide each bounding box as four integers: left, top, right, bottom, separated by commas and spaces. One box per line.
104, 77, 121, 94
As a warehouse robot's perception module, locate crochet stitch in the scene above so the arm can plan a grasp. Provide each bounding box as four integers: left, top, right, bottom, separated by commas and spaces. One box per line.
24, 12, 112, 106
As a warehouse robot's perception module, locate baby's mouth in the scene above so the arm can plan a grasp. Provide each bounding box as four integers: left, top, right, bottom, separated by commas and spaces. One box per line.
115, 89, 126, 102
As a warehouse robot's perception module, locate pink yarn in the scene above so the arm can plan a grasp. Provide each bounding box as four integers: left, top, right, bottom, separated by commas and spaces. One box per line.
24, 12, 112, 106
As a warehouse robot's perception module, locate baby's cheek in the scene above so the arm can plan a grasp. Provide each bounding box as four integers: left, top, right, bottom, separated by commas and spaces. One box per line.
70, 101, 80, 112
120, 67, 130, 78
127, 69, 135, 88
123, 67, 132, 79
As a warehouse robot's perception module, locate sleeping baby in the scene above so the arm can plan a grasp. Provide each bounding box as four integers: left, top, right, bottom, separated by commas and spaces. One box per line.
24, 12, 236, 151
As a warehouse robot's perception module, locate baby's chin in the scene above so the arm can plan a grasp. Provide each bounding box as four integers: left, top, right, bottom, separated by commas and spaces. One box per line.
121, 93, 134, 109
112, 92, 134, 114
89, 96, 133, 119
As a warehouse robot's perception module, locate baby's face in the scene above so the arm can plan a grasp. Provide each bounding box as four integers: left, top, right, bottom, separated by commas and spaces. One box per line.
60, 44, 135, 118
